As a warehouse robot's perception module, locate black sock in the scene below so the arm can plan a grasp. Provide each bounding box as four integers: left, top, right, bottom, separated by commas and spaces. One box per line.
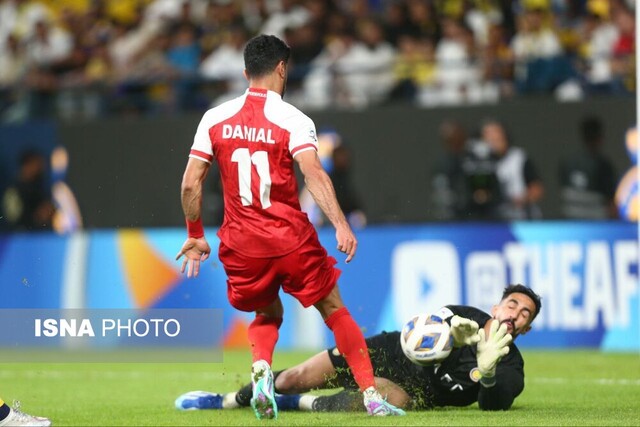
235, 370, 285, 407
312, 391, 363, 412
235, 383, 252, 407
0, 403, 10, 421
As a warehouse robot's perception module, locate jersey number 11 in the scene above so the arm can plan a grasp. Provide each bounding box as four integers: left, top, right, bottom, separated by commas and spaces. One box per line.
231, 148, 272, 209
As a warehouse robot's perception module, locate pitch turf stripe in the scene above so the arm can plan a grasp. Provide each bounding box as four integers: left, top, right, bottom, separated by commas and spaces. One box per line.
1, 370, 639, 386
0, 371, 231, 380
531, 377, 640, 386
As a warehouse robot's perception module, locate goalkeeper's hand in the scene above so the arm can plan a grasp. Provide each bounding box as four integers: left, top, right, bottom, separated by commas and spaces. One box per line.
476, 320, 512, 386
450, 315, 480, 347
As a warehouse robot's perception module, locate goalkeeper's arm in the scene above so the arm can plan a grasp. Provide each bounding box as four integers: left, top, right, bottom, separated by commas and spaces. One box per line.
475, 321, 523, 410
477, 363, 524, 410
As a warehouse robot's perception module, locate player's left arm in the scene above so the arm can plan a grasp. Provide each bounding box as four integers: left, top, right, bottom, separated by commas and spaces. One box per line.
176, 158, 212, 278
477, 356, 524, 411
295, 150, 357, 263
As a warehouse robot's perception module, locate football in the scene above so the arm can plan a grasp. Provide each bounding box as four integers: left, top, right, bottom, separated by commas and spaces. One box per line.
400, 313, 454, 366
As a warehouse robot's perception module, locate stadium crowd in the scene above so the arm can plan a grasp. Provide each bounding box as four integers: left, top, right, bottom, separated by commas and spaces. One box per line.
0, 0, 636, 120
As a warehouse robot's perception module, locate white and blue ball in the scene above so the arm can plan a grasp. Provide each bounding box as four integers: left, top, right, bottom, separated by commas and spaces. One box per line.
400, 313, 454, 366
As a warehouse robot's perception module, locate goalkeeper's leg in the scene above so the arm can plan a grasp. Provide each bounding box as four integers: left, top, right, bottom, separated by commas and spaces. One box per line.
314, 287, 405, 416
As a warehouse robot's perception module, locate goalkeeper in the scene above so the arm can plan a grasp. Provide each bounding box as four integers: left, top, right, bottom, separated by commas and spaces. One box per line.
177, 284, 541, 412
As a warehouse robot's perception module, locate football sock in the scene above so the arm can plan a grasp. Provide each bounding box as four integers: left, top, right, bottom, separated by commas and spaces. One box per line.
312, 391, 363, 412
299, 395, 317, 411
235, 383, 252, 407
247, 315, 282, 365
222, 393, 240, 409
236, 370, 284, 406
274, 394, 301, 410
325, 307, 375, 391
0, 399, 9, 421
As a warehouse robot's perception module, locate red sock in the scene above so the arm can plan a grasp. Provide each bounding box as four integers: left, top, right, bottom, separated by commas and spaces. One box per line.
247, 315, 283, 365
325, 307, 375, 391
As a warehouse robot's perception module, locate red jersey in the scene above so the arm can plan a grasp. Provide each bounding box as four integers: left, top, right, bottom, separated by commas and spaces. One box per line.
189, 88, 318, 257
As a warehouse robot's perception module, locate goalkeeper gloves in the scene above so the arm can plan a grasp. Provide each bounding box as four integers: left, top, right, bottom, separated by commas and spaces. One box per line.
476, 320, 512, 387
450, 315, 481, 347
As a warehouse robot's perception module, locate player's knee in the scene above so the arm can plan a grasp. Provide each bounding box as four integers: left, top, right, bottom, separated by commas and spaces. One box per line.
275, 367, 305, 393
314, 289, 344, 319
256, 297, 284, 318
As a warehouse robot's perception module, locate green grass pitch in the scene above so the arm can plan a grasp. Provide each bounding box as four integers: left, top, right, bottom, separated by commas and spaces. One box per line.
1, 350, 638, 426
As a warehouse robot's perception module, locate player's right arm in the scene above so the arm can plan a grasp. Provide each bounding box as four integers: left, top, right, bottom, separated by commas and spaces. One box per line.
476, 320, 520, 410
477, 360, 524, 410
295, 150, 357, 263
176, 158, 212, 278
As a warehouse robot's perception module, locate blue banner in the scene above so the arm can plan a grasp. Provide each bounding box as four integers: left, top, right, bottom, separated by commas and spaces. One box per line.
0, 222, 637, 351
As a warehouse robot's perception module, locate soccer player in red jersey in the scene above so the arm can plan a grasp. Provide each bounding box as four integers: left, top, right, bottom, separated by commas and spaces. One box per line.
175, 34, 405, 419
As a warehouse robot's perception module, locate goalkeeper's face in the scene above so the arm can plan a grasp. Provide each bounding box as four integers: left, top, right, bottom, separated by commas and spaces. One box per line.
490, 293, 536, 338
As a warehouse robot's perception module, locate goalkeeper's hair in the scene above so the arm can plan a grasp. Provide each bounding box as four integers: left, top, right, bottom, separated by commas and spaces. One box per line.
502, 284, 542, 320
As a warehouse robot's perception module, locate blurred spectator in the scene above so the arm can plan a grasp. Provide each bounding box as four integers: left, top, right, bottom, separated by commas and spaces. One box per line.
25, 18, 73, 67
22, 18, 74, 118
113, 31, 177, 114
406, 0, 440, 41
240, 0, 271, 33
200, 0, 245, 54
300, 24, 355, 109
76, 40, 115, 117
50, 145, 82, 233
0, 34, 27, 118
510, 4, 572, 93
200, 25, 248, 105
464, 0, 504, 48
260, 0, 310, 40
304, 0, 336, 34
459, 135, 502, 220
428, 17, 483, 106
430, 120, 468, 220
285, 22, 324, 87
382, 1, 411, 46
329, 144, 367, 229
108, 9, 163, 73
559, 116, 618, 219
610, 5, 635, 93
341, 0, 372, 24
1, 149, 54, 231
481, 119, 544, 220
333, 18, 396, 108
0, 0, 52, 42
389, 34, 436, 103
166, 23, 201, 110
0, 0, 635, 117
480, 23, 515, 98
578, 0, 620, 93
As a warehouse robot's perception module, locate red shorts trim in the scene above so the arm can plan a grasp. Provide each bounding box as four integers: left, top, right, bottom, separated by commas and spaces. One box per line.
218, 231, 341, 312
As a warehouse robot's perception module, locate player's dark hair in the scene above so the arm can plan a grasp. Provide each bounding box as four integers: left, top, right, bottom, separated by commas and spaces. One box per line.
243, 34, 290, 79
502, 284, 542, 320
